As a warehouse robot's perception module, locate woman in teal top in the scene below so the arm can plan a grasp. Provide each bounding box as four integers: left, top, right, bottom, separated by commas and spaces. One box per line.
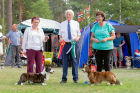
91, 11, 115, 72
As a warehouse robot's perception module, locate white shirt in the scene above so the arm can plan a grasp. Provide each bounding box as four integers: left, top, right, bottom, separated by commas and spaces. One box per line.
23, 27, 45, 52
30, 30, 42, 50
59, 20, 81, 42
0, 32, 3, 55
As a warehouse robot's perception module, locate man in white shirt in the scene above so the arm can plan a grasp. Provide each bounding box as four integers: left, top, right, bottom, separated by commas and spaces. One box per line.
59, 9, 81, 83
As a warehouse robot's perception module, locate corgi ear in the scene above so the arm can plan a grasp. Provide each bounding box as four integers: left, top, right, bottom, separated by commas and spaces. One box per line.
83, 63, 85, 67
88, 63, 91, 68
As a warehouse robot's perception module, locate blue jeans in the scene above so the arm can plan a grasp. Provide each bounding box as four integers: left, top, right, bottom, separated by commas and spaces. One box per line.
113, 47, 123, 62
61, 43, 78, 81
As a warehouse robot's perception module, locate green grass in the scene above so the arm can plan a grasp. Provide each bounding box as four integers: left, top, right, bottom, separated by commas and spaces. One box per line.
0, 67, 140, 93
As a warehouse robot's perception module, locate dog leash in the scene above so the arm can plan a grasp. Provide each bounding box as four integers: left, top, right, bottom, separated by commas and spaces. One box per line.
66, 40, 76, 59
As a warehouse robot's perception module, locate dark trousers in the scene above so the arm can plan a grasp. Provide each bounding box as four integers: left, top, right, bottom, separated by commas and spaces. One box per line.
95, 49, 112, 72
62, 43, 78, 81
26, 49, 43, 73
11, 45, 21, 66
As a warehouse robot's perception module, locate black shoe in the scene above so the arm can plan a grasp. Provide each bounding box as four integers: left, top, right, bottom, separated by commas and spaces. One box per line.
74, 80, 78, 83
60, 81, 67, 84
17, 65, 22, 68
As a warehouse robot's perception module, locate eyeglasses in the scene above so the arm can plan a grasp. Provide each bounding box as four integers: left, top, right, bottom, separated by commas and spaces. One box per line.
96, 16, 103, 19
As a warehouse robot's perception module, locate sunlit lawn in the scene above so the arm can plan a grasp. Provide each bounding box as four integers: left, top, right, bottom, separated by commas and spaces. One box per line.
0, 66, 140, 93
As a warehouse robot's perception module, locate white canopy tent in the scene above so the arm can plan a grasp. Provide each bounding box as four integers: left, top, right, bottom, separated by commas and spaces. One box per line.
0, 25, 2, 29
19, 18, 60, 34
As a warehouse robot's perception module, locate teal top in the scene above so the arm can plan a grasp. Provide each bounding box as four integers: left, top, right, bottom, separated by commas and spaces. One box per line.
91, 22, 115, 50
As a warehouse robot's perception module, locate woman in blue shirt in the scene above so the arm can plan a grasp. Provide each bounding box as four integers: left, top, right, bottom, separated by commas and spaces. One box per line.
91, 11, 116, 72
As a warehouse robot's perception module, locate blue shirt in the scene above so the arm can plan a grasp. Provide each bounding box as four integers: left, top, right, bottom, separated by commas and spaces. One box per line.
6, 30, 23, 46
91, 22, 115, 50
0, 38, 2, 42
113, 36, 124, 47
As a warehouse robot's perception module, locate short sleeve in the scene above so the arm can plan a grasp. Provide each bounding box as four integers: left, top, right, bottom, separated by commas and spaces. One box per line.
76, 21, 81, 35
107, 23, 115, 33
6, 31, 10, 37
121, 36, 124, 41
91, 24, 96, 33
19, 31, 23, 38
59, 23, 63, 36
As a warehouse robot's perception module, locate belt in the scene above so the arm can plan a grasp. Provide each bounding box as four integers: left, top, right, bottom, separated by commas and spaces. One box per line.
65, 42, 71, 44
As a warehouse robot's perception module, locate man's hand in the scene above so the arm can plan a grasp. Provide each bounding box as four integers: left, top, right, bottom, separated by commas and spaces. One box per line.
119, 44, 122, 47
8, 40, 13, 44
74, 37, 80, 42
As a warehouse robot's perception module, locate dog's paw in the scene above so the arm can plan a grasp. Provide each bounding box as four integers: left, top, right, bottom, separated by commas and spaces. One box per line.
111, 84, 115, 86
90, 84, 94, 86
106, 83, 111, 86
0, 66, 4, 69
21, 83, 24, 85
28, 81, 33, 84
15, 83, 18, 85
120, 82, 123, 86
42, 83, 47, 85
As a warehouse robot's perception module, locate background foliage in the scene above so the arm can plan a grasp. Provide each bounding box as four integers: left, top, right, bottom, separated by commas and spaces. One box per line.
0, 0, 140, 32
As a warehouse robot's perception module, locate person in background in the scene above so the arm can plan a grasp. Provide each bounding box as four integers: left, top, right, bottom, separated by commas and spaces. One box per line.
6, 24, 23, 68
59, 9, 81, 83
91, 11, 115, 72
23, 16, 49, 73
0, 32, 6, 56
113, 32, 125, 68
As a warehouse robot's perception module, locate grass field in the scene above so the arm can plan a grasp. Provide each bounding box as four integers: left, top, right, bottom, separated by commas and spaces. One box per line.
0, 66, 140, 93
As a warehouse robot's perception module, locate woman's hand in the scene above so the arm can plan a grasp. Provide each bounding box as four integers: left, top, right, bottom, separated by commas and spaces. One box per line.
91, 33, 99, 43
101, 38, 108, 42
94, 38, 99, 43
59, 37, 64, 42
45, 36, 49, 41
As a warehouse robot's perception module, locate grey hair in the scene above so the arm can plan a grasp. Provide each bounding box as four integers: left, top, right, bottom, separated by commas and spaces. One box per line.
65, 9, 74, 17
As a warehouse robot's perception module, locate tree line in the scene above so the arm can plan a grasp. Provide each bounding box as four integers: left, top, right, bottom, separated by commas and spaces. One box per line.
0, 0, 140, 34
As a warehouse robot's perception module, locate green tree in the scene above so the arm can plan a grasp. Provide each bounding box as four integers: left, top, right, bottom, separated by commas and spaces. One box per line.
6, 0, 12, 32
12, 0, 54, 24
90, 0, 140, 25
48, 0, 92, 23
68, 0, 91, 20
48, 0, 67, 22
27, 0, 53, 19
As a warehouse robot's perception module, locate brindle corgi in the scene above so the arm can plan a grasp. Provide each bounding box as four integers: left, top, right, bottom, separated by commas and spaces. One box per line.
82, 63, 122, 86
16, 65, 54, 85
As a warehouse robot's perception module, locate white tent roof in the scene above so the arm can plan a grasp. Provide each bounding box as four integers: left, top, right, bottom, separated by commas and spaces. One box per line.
21, 18, 60, 30
0, 25, 2, 29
